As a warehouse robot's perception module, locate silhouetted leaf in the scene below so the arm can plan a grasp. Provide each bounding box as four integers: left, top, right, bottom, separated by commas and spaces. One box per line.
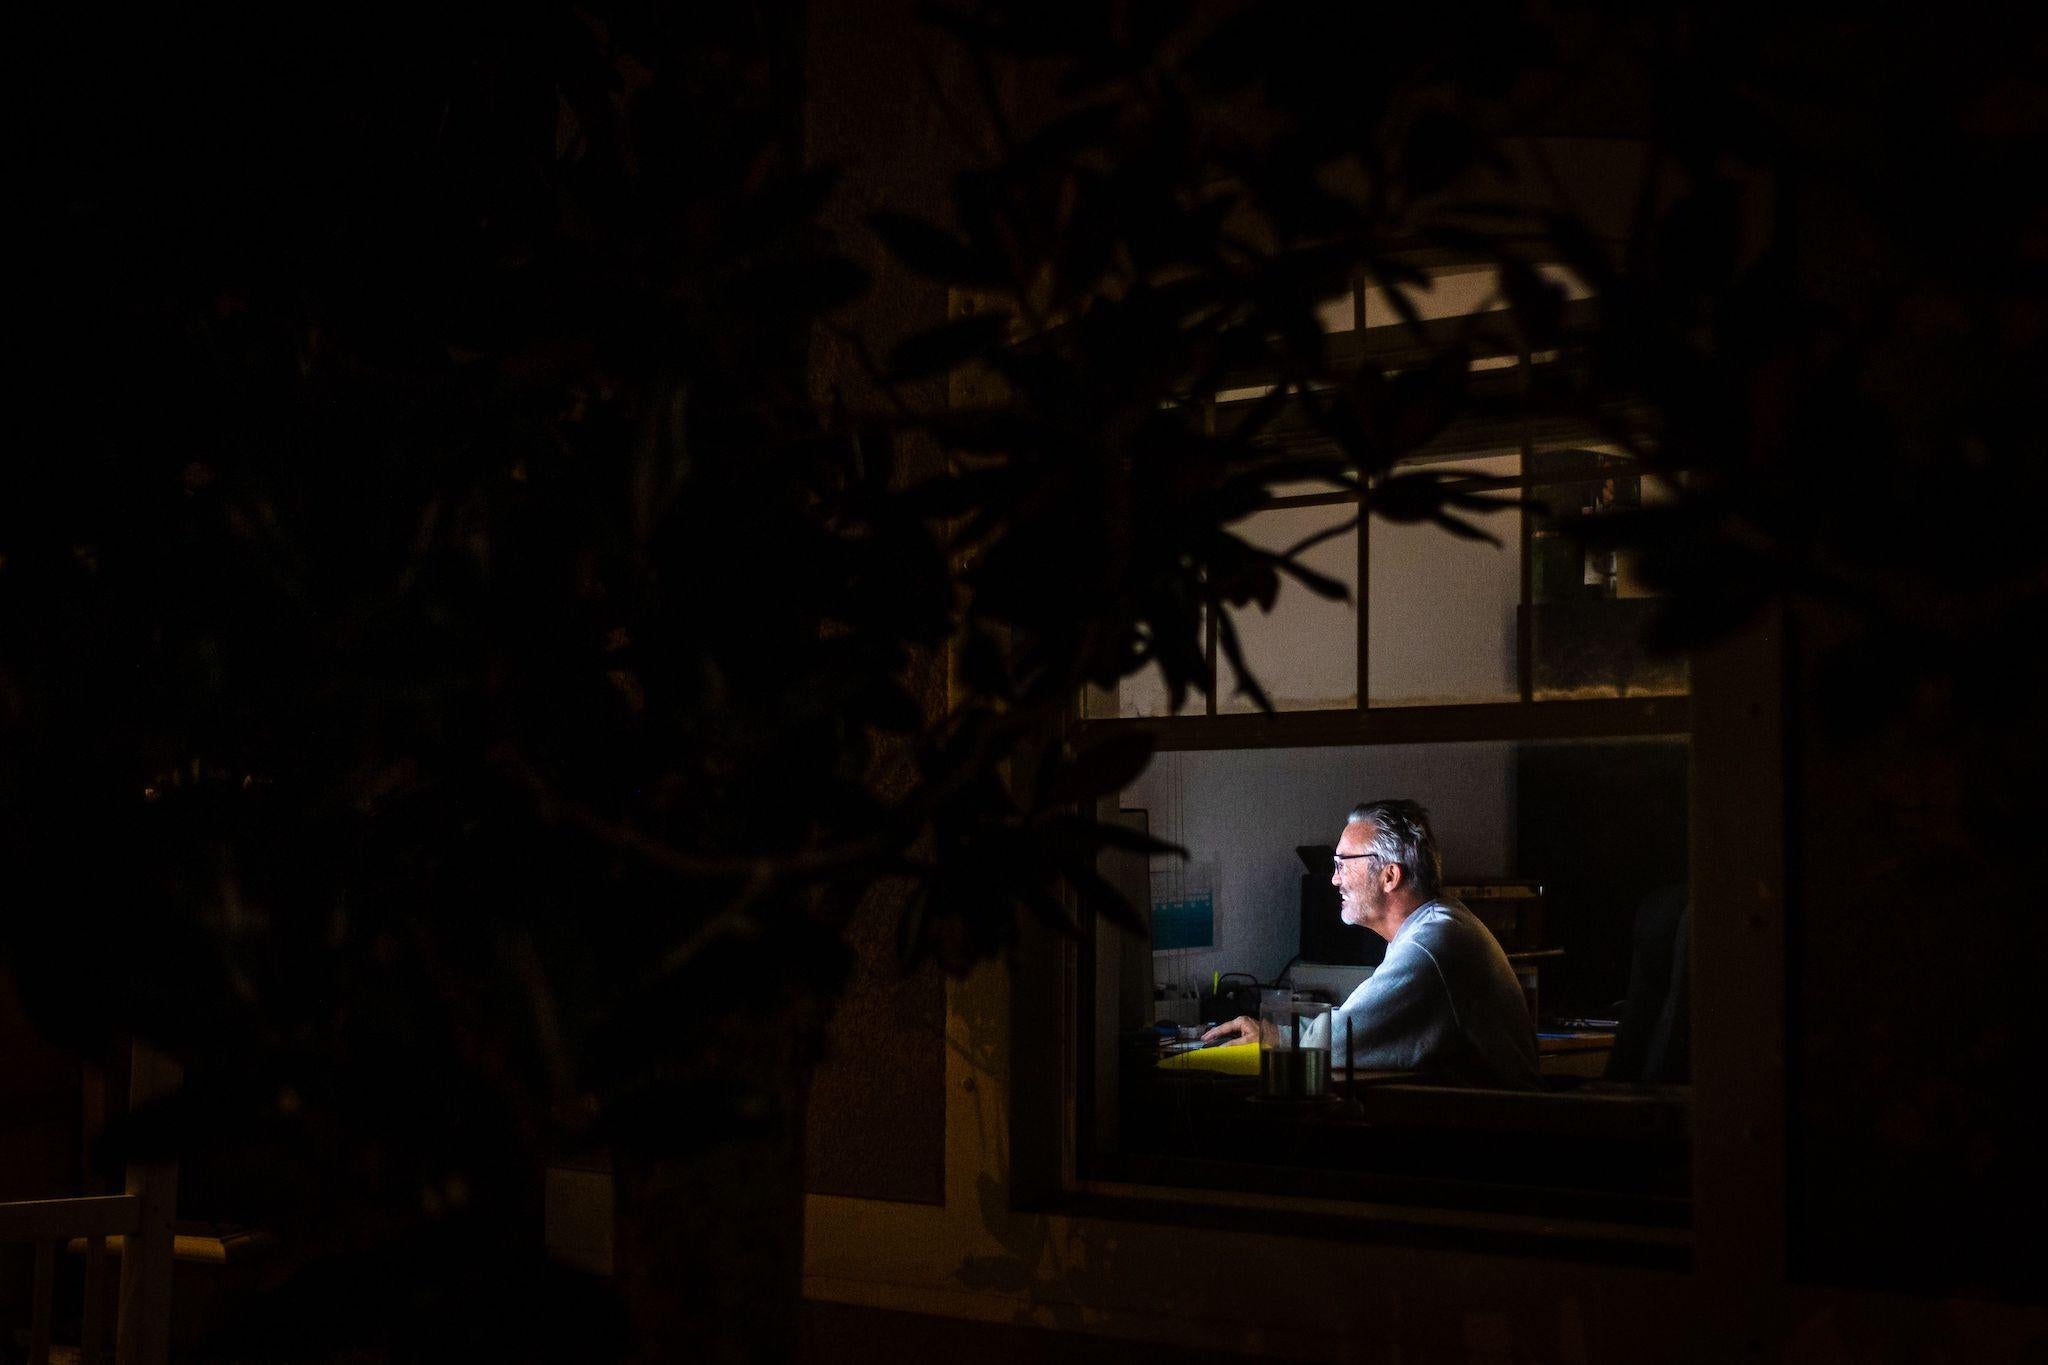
887, 312, 1013, 379
1403, 108, 1485, 195
1423, 509, 1505, 546
1058, 856, 1149, 935
855, 678, 923, 733
956, 627, 1014, 700
1021, 101, 1124, 160
792, 256, 872, 311
1039, 732, 1157, 809
1369, 471, 1506, 548
1544, 210, 1618, 295
1040, 812, 1184, 861
1498, 255, 1564, 346
1269, 550, 1349, 601
1214, 609, 1271, 711
901, 465, 1018, 520
870, 211, 1009, 287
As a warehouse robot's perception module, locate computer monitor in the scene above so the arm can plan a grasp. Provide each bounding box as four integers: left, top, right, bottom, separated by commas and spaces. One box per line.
1295, 844, 1386, 968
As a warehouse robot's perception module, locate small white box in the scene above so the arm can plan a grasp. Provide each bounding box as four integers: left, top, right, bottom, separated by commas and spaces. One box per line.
1287, 961, 1375, 1004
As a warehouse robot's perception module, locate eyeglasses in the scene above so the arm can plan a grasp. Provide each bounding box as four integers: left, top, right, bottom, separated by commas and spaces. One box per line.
1331, 852, 1382, 872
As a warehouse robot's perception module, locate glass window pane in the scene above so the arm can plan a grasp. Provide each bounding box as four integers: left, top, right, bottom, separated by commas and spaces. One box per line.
1110, 737, 1686, 1008
1616, 469, 1682, 600
1316, 291, 1356, 334
1362, 263, 1591, 327
1088, 738, 1691, 1216
1217, 504, 1359, 713
1528, 444, 1688, 700
1264, 479, 1356, 500
1115, 742, 1522, 998
1362, 266, 1496, 326
1367, 452, 1521, 707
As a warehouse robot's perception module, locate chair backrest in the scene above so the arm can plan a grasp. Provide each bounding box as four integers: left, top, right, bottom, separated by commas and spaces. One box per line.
0, 1040, 180, 1365
1606, 885, 1691, 1083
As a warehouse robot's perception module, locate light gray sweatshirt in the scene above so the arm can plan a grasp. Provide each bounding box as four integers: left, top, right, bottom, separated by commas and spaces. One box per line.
1305, 897, 1541, 1088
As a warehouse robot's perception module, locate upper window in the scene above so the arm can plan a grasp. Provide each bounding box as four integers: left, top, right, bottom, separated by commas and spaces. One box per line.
1080, 263, 1686, 723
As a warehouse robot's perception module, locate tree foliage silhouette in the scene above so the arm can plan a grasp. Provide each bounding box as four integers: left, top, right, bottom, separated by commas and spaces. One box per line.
7, 0, 2043, 1357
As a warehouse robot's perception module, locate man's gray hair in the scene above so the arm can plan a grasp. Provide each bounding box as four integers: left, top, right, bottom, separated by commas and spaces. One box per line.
1346, 799, 1443, 898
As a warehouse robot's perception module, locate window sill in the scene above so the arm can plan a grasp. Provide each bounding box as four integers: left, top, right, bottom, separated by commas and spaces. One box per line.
1054, 1173, 1693, 1271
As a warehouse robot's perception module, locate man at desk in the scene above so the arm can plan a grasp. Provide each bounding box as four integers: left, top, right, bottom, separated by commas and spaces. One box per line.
1202, 799, 1540, 1089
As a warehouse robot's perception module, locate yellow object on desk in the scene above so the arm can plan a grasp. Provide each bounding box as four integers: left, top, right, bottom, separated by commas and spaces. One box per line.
1156, 1041, 1260, 1075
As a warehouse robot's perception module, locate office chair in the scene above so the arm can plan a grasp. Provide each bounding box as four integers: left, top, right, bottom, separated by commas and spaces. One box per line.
1605, 884, 1691, 1084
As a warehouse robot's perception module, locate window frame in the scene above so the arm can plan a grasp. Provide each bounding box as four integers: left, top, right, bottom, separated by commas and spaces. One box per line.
1029, 263, 1723, 1256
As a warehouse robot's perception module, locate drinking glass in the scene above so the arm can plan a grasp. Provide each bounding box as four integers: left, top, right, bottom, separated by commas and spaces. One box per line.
1258, 997, 1333, 1099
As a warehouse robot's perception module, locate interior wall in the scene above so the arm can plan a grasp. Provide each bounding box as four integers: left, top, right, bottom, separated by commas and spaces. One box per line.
1217, 505, 1359, 712
1136, 451, 1527, 719
1368, 454, 1523, 707
1120, 743, 1516, 991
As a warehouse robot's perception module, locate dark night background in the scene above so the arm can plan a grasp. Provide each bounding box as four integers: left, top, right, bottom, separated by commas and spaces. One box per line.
5, 2, 2046, 1361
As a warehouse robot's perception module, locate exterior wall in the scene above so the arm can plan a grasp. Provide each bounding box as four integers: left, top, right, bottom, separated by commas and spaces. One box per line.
795, 10, 2045, 1358
798, 0, 962, 1207
802, 959, 1697, 1363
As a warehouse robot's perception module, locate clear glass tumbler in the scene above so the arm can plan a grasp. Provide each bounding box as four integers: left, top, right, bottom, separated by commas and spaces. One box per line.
1258, 997, 1333, 1099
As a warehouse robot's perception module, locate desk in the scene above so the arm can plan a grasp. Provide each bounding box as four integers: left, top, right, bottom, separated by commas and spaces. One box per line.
1538, 1030, 1615, 1078
1157, 1033, 1616, 1080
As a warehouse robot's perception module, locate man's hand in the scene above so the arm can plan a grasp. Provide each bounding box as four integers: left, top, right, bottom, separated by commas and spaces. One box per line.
1200, 1015, 1266, 1046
